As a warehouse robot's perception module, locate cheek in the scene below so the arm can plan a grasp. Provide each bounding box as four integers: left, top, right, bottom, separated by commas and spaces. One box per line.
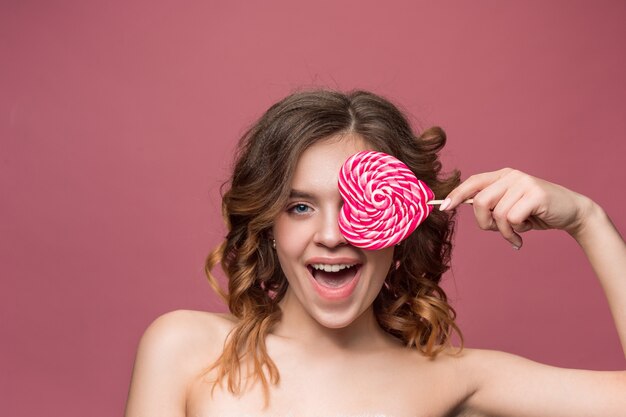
368, 248, 395, 283
273, 217, 311, 251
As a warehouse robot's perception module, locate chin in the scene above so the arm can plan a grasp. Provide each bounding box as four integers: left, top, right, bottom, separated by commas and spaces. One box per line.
309, 301, 369, 329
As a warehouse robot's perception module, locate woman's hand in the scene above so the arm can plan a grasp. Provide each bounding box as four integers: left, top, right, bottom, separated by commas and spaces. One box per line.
442, 168, 597, 249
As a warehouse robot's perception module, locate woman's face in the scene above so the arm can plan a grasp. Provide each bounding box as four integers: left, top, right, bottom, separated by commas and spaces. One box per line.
272, 133, 394, 329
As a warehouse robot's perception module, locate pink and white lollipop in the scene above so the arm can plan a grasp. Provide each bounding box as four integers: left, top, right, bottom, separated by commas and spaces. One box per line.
338, 151, 435, 250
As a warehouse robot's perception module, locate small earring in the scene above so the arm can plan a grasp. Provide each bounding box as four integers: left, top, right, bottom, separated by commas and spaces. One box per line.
272, 239, 276, 249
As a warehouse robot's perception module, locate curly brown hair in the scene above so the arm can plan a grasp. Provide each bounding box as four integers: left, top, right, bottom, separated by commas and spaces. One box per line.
204, 89, 463, 403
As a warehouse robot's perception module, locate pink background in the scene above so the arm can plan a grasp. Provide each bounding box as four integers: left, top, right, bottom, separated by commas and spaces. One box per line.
1, 1, 625, 415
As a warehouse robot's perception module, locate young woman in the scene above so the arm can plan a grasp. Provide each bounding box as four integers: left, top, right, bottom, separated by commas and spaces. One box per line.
125, 90, 626, 417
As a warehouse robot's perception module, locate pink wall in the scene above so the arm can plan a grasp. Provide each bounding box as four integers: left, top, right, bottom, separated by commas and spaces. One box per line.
1, 1, 625, 415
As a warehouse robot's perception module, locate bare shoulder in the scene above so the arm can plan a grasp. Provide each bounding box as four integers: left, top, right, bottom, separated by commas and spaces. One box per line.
125, 310, 238, 417
369, 345, 489, 416
144, 309, 235, 342
433, 345, 521, 368
442, 345, 564, 382
431, 346, 528, 393
405, 346, 523, 417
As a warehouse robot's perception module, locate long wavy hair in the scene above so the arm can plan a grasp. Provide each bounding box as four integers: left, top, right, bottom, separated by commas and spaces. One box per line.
204, 89, 463, 402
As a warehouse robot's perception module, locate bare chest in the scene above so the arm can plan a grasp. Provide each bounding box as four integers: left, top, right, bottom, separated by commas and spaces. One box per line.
186, 354, 468, 417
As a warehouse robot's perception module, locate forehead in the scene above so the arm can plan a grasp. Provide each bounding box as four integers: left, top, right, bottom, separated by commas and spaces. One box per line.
290, 133, 373, 191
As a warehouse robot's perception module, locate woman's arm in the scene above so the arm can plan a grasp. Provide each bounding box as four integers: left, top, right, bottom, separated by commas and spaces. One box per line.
459, 348, 626, 417
443, 168, 626, 416
571, 201, 626, 355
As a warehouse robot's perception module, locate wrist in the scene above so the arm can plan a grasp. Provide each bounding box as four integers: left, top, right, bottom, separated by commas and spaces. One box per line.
567, 197, 608, 244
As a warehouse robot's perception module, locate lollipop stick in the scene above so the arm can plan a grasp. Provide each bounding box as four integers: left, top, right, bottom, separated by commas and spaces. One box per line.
427, 199, 474, 205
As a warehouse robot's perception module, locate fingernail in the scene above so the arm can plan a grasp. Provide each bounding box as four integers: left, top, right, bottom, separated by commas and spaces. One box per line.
439, 198, 451, 211
511, 244, 520, 250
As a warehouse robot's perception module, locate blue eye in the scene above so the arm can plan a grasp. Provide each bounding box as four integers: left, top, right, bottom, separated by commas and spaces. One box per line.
289, 203, 311, 215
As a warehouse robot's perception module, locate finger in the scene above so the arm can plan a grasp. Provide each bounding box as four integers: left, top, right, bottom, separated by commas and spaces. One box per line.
490, 188, 525, 249
472, 180, 525, 248
470, 171, 518, 230
471, 193, 496, 232
511, 220, 534, 234
443, 168, 514, 211
507, 191, 545, 231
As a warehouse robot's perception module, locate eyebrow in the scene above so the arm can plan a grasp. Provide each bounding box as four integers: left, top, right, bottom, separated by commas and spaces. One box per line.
288, 189, 317, 200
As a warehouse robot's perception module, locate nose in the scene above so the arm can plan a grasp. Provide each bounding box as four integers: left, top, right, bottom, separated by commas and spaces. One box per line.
313, 209, 348, 248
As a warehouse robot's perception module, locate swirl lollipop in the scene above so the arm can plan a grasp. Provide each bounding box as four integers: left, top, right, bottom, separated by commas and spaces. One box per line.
338, 151, 435, 250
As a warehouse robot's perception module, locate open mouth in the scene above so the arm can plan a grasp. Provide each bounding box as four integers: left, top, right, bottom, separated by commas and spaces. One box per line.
307, 263, 361, 289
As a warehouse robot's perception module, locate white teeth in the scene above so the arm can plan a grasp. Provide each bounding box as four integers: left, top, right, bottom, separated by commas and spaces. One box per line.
310, 263, 356, 272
